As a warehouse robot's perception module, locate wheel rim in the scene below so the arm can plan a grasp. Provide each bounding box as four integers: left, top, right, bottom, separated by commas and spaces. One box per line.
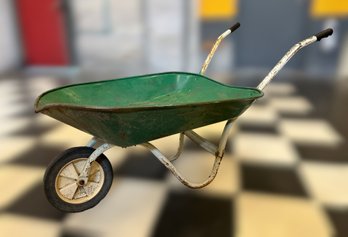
55, 158, 105, 204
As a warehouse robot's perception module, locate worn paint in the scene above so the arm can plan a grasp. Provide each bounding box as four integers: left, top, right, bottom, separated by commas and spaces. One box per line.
257, 36, 317, 90
35, 72, 262, 147
141, 142, 223, 189
200, 29, 231, 75
79, 143, 113, 178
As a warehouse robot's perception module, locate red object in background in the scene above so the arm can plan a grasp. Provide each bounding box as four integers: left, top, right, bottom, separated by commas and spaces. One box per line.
16, 0, 69, 65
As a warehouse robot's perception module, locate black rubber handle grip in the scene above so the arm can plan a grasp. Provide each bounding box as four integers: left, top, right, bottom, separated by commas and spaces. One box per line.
229, 22, 241, 33
315, 28, 334, 41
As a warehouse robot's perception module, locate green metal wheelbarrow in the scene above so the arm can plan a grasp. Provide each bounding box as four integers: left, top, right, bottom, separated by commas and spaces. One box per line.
35, 23, 333, 212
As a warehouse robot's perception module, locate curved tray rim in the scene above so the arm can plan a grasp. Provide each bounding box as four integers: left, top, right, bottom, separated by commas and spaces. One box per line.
35, 71, 263, 113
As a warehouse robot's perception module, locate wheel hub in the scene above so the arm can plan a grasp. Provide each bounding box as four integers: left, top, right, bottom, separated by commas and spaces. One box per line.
77, 178, 87, 186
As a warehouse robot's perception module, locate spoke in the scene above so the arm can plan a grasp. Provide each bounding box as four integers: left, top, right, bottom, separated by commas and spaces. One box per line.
73, 187, 87, 199
89, 169, 99, 177
89, 171, 101, 183
88, 162, 100, 176
60, 163, 78, 180
87, 181, 100, 185
74, 160, 88, 175
72, 162, 80, 176
57, 176, 76, 189
58, 175, 76, 181
82, 187, 89, 196
59, 182, 78, 200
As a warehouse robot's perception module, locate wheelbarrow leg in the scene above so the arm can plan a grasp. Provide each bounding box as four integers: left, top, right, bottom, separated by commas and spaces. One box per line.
79, 143, 114, 179
217, 119, 235, 158
142, 142, 223, 189
143, 120, 237, 189
168, 133, 185, 162
86, 137, 98, 148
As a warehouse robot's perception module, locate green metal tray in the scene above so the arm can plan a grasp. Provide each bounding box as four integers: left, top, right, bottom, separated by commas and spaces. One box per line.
35, 72, 263, 147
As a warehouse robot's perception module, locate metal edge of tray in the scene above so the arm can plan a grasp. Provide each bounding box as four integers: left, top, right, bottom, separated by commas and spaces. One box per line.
34, 71, 264, 113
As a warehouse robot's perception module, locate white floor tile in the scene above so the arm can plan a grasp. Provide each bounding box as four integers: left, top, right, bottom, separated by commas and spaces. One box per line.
264, 83, 296, 96
279, 119, 343, 146
0, 214, 61, 237
0, 81, 20, 97
237, 192, 333, 237
0, 95, 21, 108
167, 152, 239, 196
0, 165, 44, 209
300, 162, 348, 207
238, 105, 278, 126
34, 114, 61, 127
0, 137, 36, 164
0, 104, 28, 119
194, 121, 237, 140
40, 124, 92, 147
0, 118, 31, 137
234, 133, 299, 166
270, 96, 313, 114
151, 134, 184, 155
41, 123, 129, 168
104, 146, 128, 168
64, 178, 167, 237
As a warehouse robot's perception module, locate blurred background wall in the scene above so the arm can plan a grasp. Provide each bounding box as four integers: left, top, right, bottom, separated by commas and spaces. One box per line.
0, 0, 22, 73
0, 0, 347, 80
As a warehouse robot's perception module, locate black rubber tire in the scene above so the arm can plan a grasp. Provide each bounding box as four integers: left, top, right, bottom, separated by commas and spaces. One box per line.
44, 146, 113, 213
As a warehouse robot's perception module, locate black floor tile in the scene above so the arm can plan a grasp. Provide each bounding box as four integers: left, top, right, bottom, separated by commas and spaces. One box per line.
296, 142, 348, 163
184, 139, 204, 151
294, 80, 348, 137
254, 97, 269, 105
326, 208, 348, 237
116, 151, 168, 180
238, 123, 278, 134
241, 164, 308, 197
152, 191, 232, 237
5, 183, 66, 221
183, 138, 232, 154
10, 122, 58, 137
11, 108, 37, 118
10, 143, 66, 167
278, 111, 317, 119
60, 229, 98, 237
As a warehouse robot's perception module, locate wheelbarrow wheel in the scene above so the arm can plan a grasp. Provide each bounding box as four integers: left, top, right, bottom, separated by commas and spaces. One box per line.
44, 146, 113, 212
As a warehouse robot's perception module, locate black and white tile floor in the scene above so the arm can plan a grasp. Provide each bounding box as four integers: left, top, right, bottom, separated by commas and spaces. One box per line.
1, 75, 347, 237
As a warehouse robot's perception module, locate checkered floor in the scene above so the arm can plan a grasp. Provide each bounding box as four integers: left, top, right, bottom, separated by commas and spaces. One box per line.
1, 75, 348, 237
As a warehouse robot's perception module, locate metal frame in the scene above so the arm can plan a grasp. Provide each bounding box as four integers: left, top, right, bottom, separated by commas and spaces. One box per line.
78, 29, 321, 189
257, 36, 317, 90
200, 28, 233, 75
79, 140, 113, 179
141, 141, 223, 188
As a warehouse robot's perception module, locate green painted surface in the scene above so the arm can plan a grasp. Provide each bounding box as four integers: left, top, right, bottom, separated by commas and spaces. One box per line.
35, 72, 263, 147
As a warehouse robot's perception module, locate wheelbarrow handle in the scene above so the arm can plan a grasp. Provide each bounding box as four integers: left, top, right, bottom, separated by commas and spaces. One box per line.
229, 22, 241, 33
257, 28, 334, 90
200, 22, 241, 75
315, 28, 334, 41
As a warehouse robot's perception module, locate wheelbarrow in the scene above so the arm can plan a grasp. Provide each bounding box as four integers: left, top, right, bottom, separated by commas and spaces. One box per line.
35, 23, 333, 212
